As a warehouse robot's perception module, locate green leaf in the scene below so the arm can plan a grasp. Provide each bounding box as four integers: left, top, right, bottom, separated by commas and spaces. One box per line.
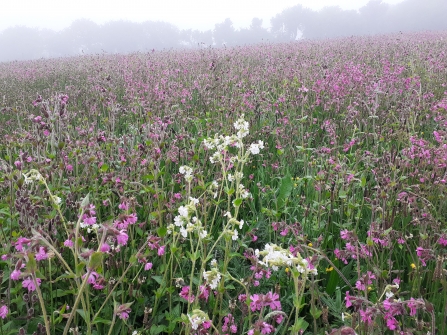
232, 198, 243, 207
76, 309, 86, 321
88, 252, 103, 270
80, 193, 90, 208
92, 317, 112, 325
100, 163, 109, 172
157, 226, 167, 237
152, 276, 163, 285
27, 252, 37, 272
290, 317, 309, 332
150, 325, 166, 335
277, 174, 293, 210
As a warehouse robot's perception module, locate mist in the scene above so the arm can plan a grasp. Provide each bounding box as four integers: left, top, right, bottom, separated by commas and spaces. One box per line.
1, 0, 446, 63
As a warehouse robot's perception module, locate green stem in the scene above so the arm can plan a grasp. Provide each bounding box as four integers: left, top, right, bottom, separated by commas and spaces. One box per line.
32, 274, 51, 335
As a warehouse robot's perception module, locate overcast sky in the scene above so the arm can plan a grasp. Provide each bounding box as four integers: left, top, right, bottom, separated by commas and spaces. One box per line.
1, 0, 405, 33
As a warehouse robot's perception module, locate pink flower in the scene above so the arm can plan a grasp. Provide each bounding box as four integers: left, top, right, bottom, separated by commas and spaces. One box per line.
118, 202, 129, 210
340, 229, 350, 240
179, 286, 194, 303
11, 269, 21, 280
64, 239, 74, 248
100, 243, 111, 252
144, 262, 153, 270
35, 247, 48, 261
407, 298, 418, 316
0, 305, 8, 319
158, 246, 165, 256
14, 237, 31, 251
438, 235, 447, 247
264, 291, 281, 310
118, 311, 129, 320
345, 291, 353, 308
260, 322, 274, 334
116, 230, 129, 246
22, 277, 41, 292
250, 294, 263, 312
385, 315, 399, 330
198, 285, 210, 302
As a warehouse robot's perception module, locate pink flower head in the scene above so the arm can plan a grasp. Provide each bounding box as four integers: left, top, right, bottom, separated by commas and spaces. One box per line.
100, 243, 111, 253
264, 291, 281, 310
35, 247, 48, 261
158, 245, 165, 256
0, 305, 8, 319
118, 202, 129, 211
144, 262, 153, 271
22, 277, 41, 292
14, 237, 32, 252
11, 269, 21, 281
116, 230, 129, 246
250, 294, 263, 312
115, 304, 131, 320
198, 285, 210, 302
179, 286, 194, 303
64, 239, 74, 248
260, 322, 275, 334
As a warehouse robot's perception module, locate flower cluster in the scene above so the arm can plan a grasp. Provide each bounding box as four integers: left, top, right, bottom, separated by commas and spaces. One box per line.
169, 195, 207, 239
187, 309, 212, 333
256, 243, 317, 276
202, 259, 222, 289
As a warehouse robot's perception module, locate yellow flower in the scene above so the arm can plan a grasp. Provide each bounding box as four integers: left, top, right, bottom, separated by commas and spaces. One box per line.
326, 266, 333, 272
308, 242, 313, 247
285, 267, 290, 273
367, 286, 372, 291
410, 263, 416, 269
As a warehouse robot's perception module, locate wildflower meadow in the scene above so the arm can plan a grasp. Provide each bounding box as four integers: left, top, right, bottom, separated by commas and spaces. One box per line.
1, 31, 447, 335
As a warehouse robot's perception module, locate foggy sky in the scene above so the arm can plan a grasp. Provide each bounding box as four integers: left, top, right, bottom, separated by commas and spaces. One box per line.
1, 0, 405, 33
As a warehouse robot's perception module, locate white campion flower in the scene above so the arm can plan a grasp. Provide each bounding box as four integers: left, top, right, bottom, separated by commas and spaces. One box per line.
179, 165, 193, 182
231, 229, 238, 241
233, 115, 249, 131
203, 267, 222, 289
199, 229, 208, 239
52, 195, 62, 205
248, 140, 264, 155
180, 227, 188, 238
227, 174, 234, 182
178, 206, 188, 217
189, 197, 199, 205
210, 152, 221, 164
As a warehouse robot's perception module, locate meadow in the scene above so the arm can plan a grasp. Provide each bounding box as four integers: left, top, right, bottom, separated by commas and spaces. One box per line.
1, 31, 447, 335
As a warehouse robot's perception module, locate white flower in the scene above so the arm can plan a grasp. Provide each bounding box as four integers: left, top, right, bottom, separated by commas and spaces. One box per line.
248, 140, 264, 155
210, 259, 217, 267
203, 268, 222, 289
233, 116, 249, 131
227, 174, 234, 182
210, 152, 221, 164
239, 220, 244, 229
199, 229, 207, 239
178, 206, 188, 217
52, 195, 62, 205
180, 227, 187, 238
189, 197, 199, 205
231, 229, 238, 241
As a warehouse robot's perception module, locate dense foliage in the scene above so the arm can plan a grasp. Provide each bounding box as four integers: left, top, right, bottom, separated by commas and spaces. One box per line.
1, 31, 447, 335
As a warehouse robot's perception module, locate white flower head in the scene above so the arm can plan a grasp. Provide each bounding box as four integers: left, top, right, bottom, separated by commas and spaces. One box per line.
203, 267, 222, 289
248, 140, 264, 155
